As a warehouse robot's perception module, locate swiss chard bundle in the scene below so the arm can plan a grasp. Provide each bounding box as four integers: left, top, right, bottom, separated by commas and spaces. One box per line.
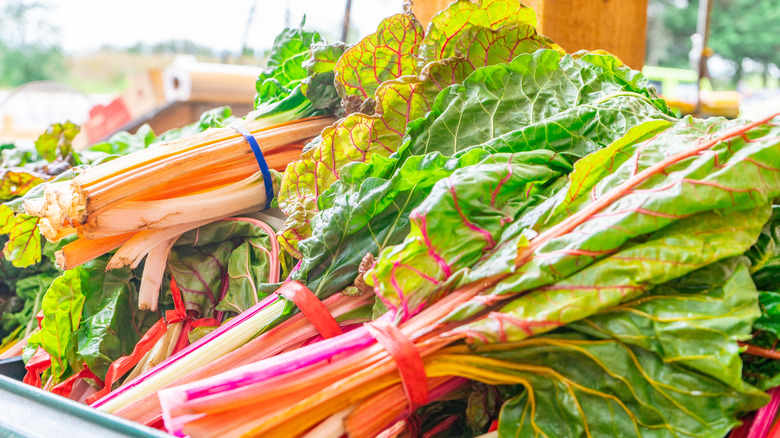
157, 112, 780, 437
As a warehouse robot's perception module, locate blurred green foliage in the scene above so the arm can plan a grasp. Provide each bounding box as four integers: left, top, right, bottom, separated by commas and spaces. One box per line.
0, 1, 65, 88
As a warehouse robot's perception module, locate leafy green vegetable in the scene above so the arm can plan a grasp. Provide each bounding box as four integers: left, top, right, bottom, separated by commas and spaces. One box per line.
334, 13, 425, 102
368, 151, 570, 319
157, 106, 234, 143
26, 269, 85, 380
0, 205, 42, 268
255, 22, 323, 107
436, 257, 768, 436
167, 220, 276, 316
432, 254, 770, 438
418, 0, 536, 64
481, 335, 766, 437
76, 259, 152, 380
569, 257, 759, 390
277, 0, 557, 257
445, 116, 780, 323
747, 207, 780, 291
33, 121, 79, 164
1, 271, 57, 337
86, 124, 157, 158
301, 42, 348, 112
398, 50, 669, 163
290, 148, 491, 300
0, 169, 47, 202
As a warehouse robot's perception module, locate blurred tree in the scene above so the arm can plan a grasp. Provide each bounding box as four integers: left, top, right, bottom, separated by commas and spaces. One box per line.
648, 0, 780, 83
0, 1, 65, 87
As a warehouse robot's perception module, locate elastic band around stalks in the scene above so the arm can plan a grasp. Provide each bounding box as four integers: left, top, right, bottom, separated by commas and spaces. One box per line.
231, 124, 273, 209
277, 281, 343, 339
366, 320, 428, 410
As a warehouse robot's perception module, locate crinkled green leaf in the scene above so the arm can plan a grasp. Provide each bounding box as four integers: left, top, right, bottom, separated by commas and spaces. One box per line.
0, 204, 42, 268
446, 116, 780, 322
569, 257, 760, 390
400, 50, 670, 162
368, 151, 571, 320
26, 269, 85, 381
743, 286, 780, 390
0, 142, 34, 168
465, 335, 767, 438
334, 13, 424, 101
277, 114, 399, 257
255, 23, 323, 107
419, 0, 536, 63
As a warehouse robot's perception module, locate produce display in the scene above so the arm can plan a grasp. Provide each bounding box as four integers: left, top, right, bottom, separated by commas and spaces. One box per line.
2, 0, 780, 437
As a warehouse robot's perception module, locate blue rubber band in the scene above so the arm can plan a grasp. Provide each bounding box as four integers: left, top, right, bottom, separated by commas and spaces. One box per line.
231, 125, 273, 210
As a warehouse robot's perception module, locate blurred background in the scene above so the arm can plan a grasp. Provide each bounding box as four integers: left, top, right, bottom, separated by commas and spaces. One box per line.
0, 0, 777, 145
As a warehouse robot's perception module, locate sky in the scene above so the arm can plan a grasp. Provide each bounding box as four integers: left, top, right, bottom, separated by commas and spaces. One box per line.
46, 0, 402, 54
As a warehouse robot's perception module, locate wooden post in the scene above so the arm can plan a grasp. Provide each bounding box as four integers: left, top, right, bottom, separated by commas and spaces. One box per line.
409, 0, 648, 70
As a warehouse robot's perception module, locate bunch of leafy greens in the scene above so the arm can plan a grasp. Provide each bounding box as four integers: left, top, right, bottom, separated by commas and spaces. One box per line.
1, 107, 234, 379
9, 19, 337, 388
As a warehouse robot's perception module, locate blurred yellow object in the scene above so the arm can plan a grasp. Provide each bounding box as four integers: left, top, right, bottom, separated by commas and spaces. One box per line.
642, 65, 740, 118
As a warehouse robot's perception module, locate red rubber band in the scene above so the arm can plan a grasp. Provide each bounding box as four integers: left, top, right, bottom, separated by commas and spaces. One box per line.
278, 281, 342, 339
367, 320, 428, 410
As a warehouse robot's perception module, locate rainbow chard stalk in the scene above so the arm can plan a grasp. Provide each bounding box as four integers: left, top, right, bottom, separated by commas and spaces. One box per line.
158, 113, 780, 437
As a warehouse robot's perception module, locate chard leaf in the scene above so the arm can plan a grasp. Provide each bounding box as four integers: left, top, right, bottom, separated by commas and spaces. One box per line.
746, 207, 780, 290
34, 121, 79, 163
255, 24, 323, 107
368, 151, 571, 320
26, 269, 85, 381
754, 290, 780, 338
76, 259, 149, 380
333, 13, 424, 101
400, 50, 669, 161
0, 168, 47, 201
220, 237, 273, 314
569, 257, 759, 390
453, 206, 770, 343
290, 148, 491, 299
87, 124, 156, 157
743, 284, 780, 390
447, 116, 780, 321
156, 106, 233, 143
419, 0, 536, 63
301, 42, 347, 112
289, 88, 674, 305
168, 220, 275, 317
0, 205, 42, 268
463, 336, 767, 437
